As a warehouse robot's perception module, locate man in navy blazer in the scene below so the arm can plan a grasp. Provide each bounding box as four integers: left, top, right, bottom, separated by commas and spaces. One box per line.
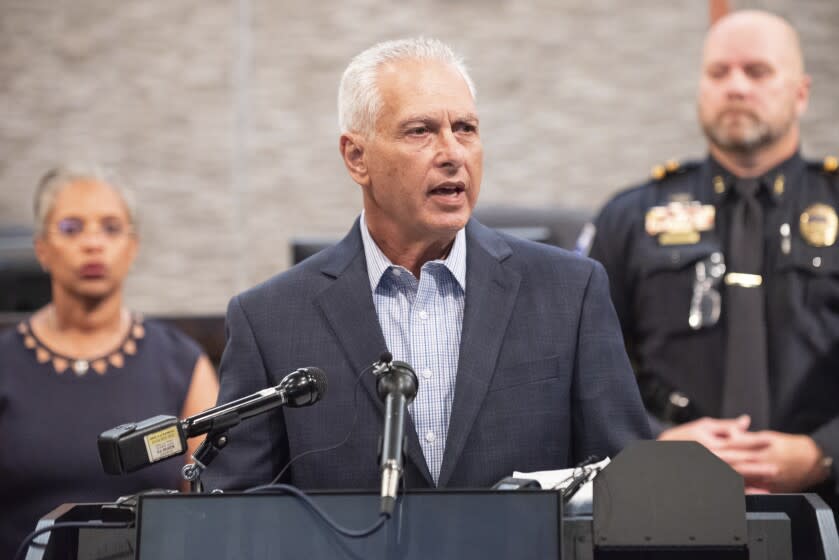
205, 37, 650, 492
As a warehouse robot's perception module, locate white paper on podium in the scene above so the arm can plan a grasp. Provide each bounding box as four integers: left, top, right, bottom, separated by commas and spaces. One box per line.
514, 457, 610, 514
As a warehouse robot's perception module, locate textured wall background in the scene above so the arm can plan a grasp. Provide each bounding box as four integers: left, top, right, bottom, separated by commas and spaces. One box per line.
1, 0, 837, 314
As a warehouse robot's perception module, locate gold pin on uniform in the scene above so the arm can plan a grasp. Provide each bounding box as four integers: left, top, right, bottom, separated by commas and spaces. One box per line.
651, 164, 667, 180
724, 272, 763, 288
651, 160, 680, 181
773, 174, 785, 196
800, 203, 838, 247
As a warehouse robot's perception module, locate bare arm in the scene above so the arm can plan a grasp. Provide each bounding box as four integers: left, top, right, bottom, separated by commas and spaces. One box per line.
179, 354, 219, 490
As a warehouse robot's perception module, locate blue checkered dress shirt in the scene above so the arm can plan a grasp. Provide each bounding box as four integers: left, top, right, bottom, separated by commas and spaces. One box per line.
360, 212, 466, 484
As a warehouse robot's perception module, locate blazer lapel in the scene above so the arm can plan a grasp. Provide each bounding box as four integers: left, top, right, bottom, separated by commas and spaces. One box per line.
437, 220, 521, 487
314, 219, 433, 485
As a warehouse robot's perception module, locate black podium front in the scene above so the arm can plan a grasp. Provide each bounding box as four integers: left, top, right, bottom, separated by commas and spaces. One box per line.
135, 490, 560, 559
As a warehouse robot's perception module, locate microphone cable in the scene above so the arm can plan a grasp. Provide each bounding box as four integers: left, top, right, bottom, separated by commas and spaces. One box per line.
244, 356, 396, 541
266, 360, 377, 486
13, 521, 133, 560
244, 484, 389, 537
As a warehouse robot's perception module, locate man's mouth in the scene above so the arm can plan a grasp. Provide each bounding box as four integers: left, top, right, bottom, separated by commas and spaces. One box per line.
719, 107, 757, 121
429, 183, 466, 196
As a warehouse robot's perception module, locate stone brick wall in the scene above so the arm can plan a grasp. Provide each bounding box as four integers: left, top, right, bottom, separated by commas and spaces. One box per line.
1, 0, 836, 314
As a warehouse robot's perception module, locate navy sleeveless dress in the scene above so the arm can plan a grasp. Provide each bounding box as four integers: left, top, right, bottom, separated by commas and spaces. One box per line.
0, 316, 202, 558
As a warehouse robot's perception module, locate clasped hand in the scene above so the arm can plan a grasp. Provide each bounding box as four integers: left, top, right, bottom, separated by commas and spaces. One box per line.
658, 415, 828, 493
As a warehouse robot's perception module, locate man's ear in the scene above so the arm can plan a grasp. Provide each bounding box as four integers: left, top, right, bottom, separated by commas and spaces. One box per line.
340, 133, 370, 187
794, 73, 812, 117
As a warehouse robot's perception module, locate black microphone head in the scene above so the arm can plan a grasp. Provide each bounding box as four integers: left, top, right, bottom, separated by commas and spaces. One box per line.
380, 351, 393, 364
279, 367, 328, 407
376, 360, 418, 403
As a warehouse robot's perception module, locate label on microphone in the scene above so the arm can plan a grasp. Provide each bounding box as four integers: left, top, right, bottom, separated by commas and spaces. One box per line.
143, 426, 185, 463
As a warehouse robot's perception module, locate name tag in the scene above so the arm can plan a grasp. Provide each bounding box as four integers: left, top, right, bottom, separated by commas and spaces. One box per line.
646, 202, 715, 245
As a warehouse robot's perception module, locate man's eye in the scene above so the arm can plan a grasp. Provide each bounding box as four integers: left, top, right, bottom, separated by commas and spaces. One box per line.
407, 126, 429, 136
707, 67, 728, 79
456, 123, 477, 134
56, 218, 84, 236
745, 65, 772, 79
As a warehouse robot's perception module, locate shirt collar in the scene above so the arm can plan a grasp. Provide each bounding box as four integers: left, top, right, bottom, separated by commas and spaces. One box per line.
707, 150, 805, 203
359, 211, 467, 292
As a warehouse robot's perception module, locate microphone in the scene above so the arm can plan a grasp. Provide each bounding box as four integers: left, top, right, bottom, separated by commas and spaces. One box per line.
636, 372, 699, 425
182, 367, 327, 437
375, 352, 418, 516
98, 367, 327, 475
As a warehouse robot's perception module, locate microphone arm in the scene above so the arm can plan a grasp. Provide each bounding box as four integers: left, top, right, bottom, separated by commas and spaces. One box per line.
98, 367, 327, 484
182, 367, 325, 438
375, 353, 418, 516
181, 367, 327, 492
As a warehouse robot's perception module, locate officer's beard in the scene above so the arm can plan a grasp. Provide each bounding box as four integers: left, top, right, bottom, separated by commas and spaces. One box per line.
700, 106, 795, 156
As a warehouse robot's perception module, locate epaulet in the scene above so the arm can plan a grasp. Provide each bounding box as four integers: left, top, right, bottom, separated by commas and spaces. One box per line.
807, 155, 839, 174
822, 155, 838, 174
649, 159, 700, 182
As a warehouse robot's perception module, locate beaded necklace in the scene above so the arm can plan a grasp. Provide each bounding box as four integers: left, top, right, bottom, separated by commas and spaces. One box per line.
17, 314, 145, 376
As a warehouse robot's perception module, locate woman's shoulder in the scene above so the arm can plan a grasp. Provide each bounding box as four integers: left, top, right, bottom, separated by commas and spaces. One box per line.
0, 323, 17, 343
138, 317, 205, 367
0, 320, 36, 386
0, 319, 28, 351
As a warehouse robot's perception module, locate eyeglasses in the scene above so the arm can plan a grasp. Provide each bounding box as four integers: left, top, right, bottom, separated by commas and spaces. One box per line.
46, 217, 135, 240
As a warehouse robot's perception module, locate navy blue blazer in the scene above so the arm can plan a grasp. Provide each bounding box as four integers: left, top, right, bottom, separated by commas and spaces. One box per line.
204, 218, 650, 491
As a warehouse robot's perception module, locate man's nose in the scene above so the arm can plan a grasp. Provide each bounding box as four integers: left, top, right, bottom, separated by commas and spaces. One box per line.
434, 128, 466, 170
725, 69, 752, 98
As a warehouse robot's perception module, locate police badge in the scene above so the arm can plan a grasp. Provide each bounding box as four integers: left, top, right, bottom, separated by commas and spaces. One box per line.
799, 203, 838, 247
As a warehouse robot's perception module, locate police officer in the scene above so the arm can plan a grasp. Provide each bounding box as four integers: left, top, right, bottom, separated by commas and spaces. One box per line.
585, 10, 838, 506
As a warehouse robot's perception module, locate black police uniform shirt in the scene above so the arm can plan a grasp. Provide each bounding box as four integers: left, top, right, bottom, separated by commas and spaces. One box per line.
587, 152, 839, 501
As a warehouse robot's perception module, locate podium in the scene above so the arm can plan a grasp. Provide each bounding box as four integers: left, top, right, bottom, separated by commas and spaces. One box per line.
27, 491, 561, 560
24, 442, 839, 559
25, 491, 838, 560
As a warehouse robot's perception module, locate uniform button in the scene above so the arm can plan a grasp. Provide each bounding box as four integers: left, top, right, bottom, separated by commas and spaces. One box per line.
813, 257, 822, 268
392, 268, 402, 277
425, 430, 436, 443
418, 310, 428, 320
422, 368, 432, 379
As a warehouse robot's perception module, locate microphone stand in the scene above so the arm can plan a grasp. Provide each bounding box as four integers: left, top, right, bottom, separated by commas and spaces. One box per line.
181, 412, 239, 493
178, 368, 327, 493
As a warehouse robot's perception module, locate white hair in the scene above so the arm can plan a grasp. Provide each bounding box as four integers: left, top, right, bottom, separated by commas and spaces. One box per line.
338, 37, 477, 136
33, 164, 137, 236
